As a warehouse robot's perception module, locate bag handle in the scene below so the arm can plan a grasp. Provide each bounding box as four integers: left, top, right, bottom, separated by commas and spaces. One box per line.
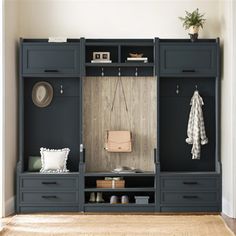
109, 77, 131, 130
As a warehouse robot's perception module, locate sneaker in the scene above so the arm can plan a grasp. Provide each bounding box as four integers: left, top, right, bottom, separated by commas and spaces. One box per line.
121, 195, 129, 204
110, 195, 118, 204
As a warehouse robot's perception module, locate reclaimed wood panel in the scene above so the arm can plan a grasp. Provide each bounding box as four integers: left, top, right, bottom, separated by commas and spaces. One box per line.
83, 77, 157, 172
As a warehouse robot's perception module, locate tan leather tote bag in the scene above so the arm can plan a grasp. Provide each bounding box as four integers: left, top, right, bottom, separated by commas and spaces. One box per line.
105, 77, 132, 153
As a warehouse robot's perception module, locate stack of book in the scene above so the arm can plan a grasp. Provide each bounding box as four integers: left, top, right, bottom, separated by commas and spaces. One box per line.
126, 57, 148, 63
91, 60, 112, 63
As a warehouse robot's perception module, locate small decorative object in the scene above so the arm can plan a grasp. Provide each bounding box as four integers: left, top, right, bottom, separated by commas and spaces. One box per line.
179, 8, 206, 42
91, 52, 112, 63
135, 196, 150, 205
32, 81, 53, 108
28, 156, 42, 172
40, 147, 70, 173
129, 53, 143, 58
127, 53, 148, 63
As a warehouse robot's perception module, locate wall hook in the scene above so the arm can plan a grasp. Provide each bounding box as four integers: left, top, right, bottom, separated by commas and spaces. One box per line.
118, 67, 121, 77
135, 67, 138, 77
195, 85, 198, 91
60, 85, 64, 94
101, 67, 104, 76
176, 85, 179, 95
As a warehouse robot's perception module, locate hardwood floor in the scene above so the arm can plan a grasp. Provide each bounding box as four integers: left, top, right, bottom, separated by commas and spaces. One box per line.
222, 213, 236, 234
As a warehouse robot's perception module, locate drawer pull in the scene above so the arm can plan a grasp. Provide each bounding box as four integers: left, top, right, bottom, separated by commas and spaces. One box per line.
182, 69, 196, 73
41, 195, 57, 199
42, 181, 57, 185
183, 181, 198, 185
183, 195, 198, 199
44, 69, 59, 73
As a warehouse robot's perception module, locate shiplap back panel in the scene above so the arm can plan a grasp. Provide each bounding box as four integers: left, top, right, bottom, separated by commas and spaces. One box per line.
83, 76, 157, 172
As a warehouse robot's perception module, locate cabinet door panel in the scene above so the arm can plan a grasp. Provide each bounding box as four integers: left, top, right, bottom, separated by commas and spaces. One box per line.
23, 43, 80, 76
160, 43, 217, 76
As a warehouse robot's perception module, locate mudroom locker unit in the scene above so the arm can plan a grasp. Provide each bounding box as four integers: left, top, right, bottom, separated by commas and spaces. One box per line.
16, 38, 221, 213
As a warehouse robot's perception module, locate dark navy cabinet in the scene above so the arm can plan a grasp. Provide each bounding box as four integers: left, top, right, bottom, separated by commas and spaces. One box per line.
22, 42, 80, 77
160, 41, 217, 77
17, 38, 221, 213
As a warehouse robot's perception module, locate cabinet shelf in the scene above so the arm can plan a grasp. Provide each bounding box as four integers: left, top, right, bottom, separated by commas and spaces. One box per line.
84, 188, 155, 192
85, 171, 155, 177
85, 63, 154, 67
84, 203, 155, 207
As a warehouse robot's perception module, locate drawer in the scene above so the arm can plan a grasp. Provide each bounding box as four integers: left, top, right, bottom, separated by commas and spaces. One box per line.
20, 176, 78, 190
161, 191, 219, 205
20, 191, 78, 204
161, 177, 219, 191
160, 43, 217, 76
22, 43, 80, 76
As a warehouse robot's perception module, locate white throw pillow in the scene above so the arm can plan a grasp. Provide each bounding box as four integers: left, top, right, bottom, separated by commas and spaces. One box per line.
40, 148, 70, 173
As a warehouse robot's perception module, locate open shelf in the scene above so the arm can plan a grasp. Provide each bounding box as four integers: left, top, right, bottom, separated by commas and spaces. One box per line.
85, 171, 155, 177
84, 203, 155, 207
84, 188, 155, 192
85, 63, 154, 67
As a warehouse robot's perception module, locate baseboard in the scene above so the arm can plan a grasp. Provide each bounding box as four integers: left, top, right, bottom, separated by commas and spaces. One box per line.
222, 197, 234, 218
5, 196, 15, 216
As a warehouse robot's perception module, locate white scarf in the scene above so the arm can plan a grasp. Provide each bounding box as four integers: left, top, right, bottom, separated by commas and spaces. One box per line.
186, 91, 208, 160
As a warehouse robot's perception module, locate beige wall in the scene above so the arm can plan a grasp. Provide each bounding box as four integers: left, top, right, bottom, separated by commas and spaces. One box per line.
219, 0, 235, 217
17, 0, 220, 38
6, 0, 236, 216
4, 0, 19, 216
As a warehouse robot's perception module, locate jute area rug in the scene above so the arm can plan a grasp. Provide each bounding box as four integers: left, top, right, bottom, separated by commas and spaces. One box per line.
0, 214, 234, 236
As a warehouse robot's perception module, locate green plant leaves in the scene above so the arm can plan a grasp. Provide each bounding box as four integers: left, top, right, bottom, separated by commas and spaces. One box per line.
179, 8, 206, 30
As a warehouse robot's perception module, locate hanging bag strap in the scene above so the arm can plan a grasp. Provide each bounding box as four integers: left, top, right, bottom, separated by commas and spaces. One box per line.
109, 77, 131, 130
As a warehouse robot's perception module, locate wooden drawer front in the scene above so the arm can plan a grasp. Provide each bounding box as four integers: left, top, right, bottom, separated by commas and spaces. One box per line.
160, 43, 217, 76
21, 192, 78, 204
161, 177, 219, 191
21, 177, 78, 190
22, 43, 80, 76
161, 192, 218, 205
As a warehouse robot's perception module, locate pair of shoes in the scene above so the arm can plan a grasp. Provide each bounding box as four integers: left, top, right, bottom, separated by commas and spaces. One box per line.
89, 192, 105, 203
110, 195, 129, 204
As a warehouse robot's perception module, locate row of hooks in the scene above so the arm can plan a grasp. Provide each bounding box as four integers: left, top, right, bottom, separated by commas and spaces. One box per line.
101, 67, 139, 77
176, 85, 198, 95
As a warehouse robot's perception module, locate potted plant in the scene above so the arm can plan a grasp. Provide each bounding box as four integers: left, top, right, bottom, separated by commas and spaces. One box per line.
179, 8, 206, 42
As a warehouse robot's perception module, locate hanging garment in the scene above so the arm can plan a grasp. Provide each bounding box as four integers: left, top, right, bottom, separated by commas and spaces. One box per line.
186, 90, 208, 159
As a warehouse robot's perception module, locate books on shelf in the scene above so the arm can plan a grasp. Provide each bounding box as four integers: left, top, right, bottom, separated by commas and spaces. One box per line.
91, 60, 112, 63
126, 57, 148, 63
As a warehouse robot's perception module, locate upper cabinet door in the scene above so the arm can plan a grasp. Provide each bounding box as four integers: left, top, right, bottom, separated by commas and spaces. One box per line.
160, 43, 217, 77
22, 43, 80, 77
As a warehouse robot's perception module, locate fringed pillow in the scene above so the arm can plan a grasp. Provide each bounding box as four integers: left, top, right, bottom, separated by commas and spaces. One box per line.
40, 148, 70, 173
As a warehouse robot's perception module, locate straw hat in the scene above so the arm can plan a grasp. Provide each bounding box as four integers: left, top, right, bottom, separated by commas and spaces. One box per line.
32, 81, 53, 108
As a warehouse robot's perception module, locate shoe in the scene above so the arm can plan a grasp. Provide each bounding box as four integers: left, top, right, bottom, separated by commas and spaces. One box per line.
89, 192, 96, 203
121, 195, 129, 204
96, 192, 105, 203
110, 195, 118, 204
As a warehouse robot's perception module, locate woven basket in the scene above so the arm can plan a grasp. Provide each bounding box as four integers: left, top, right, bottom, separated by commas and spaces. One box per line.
96, 180, 125, 188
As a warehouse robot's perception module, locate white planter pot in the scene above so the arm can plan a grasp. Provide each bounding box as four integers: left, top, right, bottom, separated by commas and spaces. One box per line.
189, 26, 199, 35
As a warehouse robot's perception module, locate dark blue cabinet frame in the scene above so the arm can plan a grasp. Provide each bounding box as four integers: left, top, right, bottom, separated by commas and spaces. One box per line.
16, 38, 221, 213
